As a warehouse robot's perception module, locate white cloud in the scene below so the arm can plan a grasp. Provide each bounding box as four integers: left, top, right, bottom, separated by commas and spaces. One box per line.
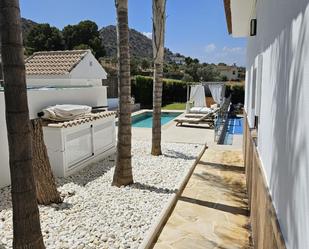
142, 32, 152, 39
204, 43, 217, 53
200, 45, 246, 66
222, 46, 246, 53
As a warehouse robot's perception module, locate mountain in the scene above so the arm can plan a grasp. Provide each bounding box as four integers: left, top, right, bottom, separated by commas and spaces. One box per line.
18, 19, 182, 61
99, 25, 178, 61
21, 18, 38, 41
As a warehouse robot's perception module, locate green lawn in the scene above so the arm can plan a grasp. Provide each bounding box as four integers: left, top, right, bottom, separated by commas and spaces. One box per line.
162, 103, 186, 110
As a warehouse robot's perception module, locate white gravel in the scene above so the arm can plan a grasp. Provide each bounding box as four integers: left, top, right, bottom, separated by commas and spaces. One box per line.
0, 141, 202, 249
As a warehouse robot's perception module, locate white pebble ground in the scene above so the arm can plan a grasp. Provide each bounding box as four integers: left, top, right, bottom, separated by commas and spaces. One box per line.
0, 141, 202, 249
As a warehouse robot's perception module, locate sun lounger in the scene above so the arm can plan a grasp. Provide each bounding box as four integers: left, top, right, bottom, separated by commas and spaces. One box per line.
174, 109, 219, 128
185, 108, 220, 118
189, 106, 211, 114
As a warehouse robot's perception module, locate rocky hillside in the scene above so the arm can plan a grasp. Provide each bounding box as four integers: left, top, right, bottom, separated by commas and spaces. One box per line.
21, 18, 38, 41
18, 19, 181, 61
99, 25, 177, 61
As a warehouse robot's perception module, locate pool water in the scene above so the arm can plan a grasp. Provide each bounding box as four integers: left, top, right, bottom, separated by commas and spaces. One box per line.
223, 117, 244, 145
132, 112, 182, 128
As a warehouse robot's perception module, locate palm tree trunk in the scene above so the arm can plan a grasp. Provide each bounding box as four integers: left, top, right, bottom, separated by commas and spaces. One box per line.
0, 0, 45, 248
31, 119, 62, 205
112, 0, 133, 187
151, 0, 166, 156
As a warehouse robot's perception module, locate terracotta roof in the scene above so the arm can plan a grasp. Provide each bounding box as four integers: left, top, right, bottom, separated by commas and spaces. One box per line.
223, 0, 232, 34
44, 111, 116, 128
25, 50, 89, 76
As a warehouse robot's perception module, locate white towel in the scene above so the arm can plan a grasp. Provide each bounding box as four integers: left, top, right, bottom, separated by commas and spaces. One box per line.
41, 104, 92, 121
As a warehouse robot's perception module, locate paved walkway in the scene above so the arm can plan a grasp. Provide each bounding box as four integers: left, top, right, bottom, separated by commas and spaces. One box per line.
153, 146, 252, 249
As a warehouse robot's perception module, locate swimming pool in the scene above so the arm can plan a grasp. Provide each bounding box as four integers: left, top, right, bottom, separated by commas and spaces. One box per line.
132, 112, 182, 128
223, 117, 244, 145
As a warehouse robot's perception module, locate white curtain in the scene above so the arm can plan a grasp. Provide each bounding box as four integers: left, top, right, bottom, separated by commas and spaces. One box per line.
208, 84, 224, 104
189, 85, 206, 107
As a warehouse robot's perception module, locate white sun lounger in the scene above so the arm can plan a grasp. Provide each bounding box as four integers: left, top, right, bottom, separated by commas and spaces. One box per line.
185, 108, 220, 118
174, 109, 219, 128
189, 106, 211, 114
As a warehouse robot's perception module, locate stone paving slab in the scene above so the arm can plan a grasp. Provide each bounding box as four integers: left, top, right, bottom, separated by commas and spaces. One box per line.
153, 148, 252, 249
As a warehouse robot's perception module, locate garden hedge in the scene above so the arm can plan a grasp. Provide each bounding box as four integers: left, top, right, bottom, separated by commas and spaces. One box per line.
132, 76, 188, 108
225, 83, 245, 104
131, 76, 245, 107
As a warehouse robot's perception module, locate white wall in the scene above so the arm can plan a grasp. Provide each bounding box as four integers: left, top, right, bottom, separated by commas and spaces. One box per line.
27, 86, 107, 119
70, 53, 107, 80
26, 78, 102, 87
0, 86, 107, 187
219, 68, 239, 80
0, 93, 10, 187
245, 1, 309, 248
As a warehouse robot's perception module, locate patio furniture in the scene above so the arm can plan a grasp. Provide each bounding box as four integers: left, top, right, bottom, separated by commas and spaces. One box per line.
174, 109, 219, 128
188, 106, 211, 114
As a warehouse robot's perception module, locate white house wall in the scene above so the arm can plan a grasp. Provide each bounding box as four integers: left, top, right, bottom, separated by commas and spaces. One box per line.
27, 86, 107, 119
26, 78, 103, 88
70, 53, 107, 81
0, 93, 10, 187
231, 0, 255, 37
245, 0, 309, 248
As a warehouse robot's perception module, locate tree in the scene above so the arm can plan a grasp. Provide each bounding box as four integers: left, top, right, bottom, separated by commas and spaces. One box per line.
63, 20, 105, 58
141, 59, 150, 70
31, 119, 62, 205
197, 64, 221, 82
151, 0, 166, 156
25, 23, 64, 54
130, 57, 140, 75
182, 73, 194, 82
185, 56, 194, 65
0, 0, 45, 248
112, 0, 133, 187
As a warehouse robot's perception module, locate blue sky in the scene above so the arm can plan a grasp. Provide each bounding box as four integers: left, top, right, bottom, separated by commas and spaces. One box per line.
20, 0, 246, 66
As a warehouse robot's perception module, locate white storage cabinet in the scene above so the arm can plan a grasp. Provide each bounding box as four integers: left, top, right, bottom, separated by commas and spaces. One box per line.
43, 115, 116, 177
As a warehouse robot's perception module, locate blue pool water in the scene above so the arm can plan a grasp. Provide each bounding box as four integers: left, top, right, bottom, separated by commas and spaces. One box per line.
132, 112, 182, 128
223, 117, 244, 145
228, 117, 243, 135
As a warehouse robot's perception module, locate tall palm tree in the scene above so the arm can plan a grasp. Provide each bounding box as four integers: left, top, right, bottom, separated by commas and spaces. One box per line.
112, 0, 133, 187
0, 0, 45, 248
151, 0, 166, 156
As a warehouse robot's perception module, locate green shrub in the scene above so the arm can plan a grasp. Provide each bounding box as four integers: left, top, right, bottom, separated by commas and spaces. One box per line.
132, 75, 189, 108
226, 83, 245, 104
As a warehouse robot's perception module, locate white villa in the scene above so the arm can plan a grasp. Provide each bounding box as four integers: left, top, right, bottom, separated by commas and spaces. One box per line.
225, 0, 309, 248
0, 50, 115, 187
217, 63, 239, 81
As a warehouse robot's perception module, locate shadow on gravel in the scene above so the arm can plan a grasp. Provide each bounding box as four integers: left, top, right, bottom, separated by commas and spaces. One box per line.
50, 202, 73, 211
131, 182, 177, 194
57, 155, 116, 187
0, 187, 11, 212
163, 149, 197, 160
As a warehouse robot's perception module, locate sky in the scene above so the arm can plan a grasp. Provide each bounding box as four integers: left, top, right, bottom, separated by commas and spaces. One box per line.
19, 0, 246, 66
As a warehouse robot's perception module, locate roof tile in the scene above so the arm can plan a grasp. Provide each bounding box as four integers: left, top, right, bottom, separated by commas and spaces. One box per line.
25, 50, 89, 76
